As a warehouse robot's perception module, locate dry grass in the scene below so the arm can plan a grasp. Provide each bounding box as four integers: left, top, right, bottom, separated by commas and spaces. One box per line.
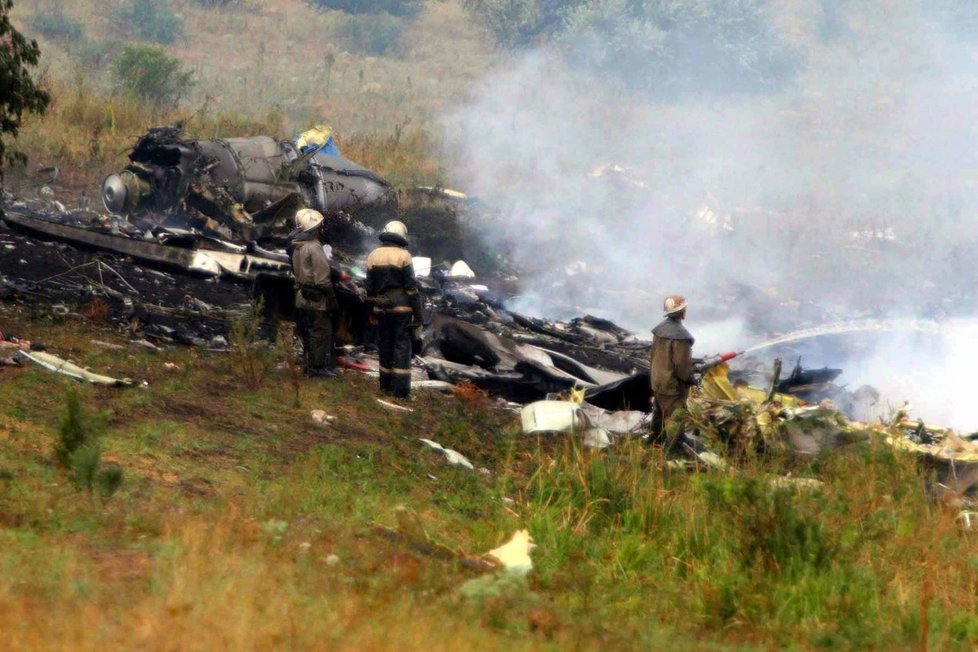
6, 0, 492, 193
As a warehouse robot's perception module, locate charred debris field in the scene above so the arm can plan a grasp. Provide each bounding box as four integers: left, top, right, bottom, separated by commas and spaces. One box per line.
2, 190, 978, 649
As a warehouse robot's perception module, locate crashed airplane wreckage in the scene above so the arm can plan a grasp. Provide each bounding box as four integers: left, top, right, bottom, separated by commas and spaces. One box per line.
3, 195, 975, 499
100, 125, 395, 240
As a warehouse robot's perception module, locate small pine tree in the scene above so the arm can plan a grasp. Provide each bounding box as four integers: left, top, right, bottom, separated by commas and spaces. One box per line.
54, 390, 86, 469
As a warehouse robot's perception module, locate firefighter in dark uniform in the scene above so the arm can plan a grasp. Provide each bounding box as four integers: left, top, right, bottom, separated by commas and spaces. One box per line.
650, 294, 697, 445
289, 209, 338, 378
366, 220, 422, 398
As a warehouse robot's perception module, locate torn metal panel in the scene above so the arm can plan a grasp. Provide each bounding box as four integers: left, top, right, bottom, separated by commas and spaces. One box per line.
3, 212, 290, 280
584, 373, 652, 412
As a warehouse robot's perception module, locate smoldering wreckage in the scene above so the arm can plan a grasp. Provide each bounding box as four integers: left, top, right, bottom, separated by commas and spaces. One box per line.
2, 124, 977, 517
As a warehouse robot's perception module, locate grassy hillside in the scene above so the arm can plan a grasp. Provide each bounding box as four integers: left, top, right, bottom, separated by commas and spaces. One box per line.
1, 303, 978, 649
6, 0, 492, 193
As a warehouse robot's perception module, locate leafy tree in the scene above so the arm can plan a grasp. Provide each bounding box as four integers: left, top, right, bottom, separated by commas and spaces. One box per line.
464, 0, 797, 97
112, 43, 194, 109
117, 0, 183, 44
309, 0, 423, 18
462, 0, 584, 46
0, 0, 50, 208
562, 0, 797, 97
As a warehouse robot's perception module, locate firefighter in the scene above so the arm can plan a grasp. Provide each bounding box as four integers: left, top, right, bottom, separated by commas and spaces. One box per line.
650, 294, 697, 445
366, 220, 422, 398
290, 209, 338, 378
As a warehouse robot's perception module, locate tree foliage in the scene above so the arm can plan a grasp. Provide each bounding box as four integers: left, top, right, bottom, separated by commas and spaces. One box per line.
0, 0, 51, 183
112, 43, 194, 109
117, 0, 184, 45
309, 0, 423, 18
464, 0, 797, 97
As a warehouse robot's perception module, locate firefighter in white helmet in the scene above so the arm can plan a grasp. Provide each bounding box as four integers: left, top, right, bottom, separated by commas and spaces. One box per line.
649, 294, 696, 446
365, 220, 422, 397
289, 209, 338, 378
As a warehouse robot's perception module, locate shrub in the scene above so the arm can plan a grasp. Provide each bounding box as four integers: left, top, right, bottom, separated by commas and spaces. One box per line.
54, 390, 123, 497
334, 12, 407, 56
29, 8, 84, 41
54, 389, 89, 469
111, 44, 194, 109
309, 0, 423, 18
116, 0, 183, 44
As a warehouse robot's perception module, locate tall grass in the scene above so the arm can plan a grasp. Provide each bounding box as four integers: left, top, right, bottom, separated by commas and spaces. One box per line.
517, 437, 978, 648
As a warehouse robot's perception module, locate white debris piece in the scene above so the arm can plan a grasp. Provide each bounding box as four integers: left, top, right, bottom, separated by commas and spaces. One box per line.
521, 401, 613, 449
449, 260, 476, 278
583, 428, 612, 449
376, 398, 414, 413
310, 410, 337, 427
16, 350, 134, 386
412, 256, 432, 277
486, 530, 535, 575
419, 439, 475, 469
521, 401, 584, 434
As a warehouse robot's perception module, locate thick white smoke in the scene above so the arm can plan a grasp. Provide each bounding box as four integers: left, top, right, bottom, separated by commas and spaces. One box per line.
442, 1, 978, 430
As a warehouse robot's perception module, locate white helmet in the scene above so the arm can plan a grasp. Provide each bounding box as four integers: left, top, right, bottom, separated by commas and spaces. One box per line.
663, 294, 688, 316
295, 208, 324, 232
382, 220, 408, 239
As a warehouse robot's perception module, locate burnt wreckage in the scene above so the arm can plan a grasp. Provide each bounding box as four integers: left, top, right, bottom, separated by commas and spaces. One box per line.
100, 126, 395, 240
0, 123, 867, 414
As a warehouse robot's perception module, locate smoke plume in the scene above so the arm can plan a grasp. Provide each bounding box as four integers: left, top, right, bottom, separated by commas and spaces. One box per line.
444, 1, 978, 430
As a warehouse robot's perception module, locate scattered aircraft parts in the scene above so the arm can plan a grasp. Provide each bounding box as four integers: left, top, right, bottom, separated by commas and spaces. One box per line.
101, 126, 397, 240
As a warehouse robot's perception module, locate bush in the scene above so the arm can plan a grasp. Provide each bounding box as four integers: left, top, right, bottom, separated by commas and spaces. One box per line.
334, 12, 406, 56
54, 390, 90, 469
29, 8, 84, 41
111, 44, 194, 109
116, 0, 183, 44
309, 0, 423, 17
53, 390, 123, 497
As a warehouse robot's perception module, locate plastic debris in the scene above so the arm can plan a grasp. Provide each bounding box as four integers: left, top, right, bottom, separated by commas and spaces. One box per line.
419, 438, 475, 469
486, 530, 535, 575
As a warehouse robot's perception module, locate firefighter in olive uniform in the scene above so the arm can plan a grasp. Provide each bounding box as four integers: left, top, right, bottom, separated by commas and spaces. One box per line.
366, 220, 422, 398
650, 294, 697, 444
290, 209, 338, 378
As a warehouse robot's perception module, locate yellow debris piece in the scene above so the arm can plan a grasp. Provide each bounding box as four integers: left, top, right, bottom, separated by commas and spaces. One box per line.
699, 363, 801, 407
295, 124, 334, 151
569, 386, 586, 405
